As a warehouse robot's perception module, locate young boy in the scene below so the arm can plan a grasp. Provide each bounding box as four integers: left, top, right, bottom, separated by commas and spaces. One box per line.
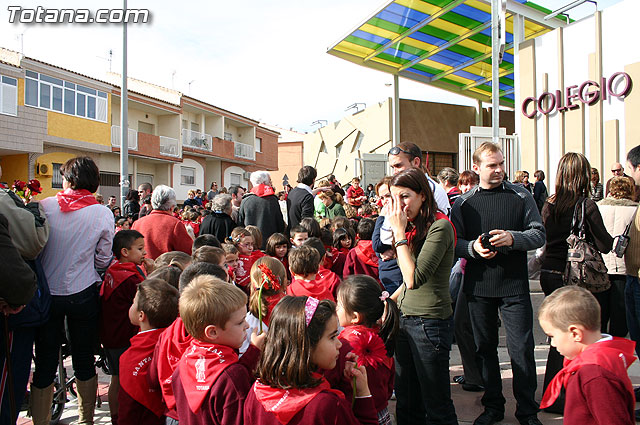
118, 279, 179, 425
343, 218, 380, 282
539, 286, 636, 425
289, 225, 309, 247
303, 237, 342, 300
287, 245, 337, 301
346, 177, 367, 207
172, 276, 263, 424
222, 243, 239, 283
100, 230, 153, 423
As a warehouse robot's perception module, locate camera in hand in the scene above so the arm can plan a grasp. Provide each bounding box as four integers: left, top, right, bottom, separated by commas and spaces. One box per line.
613, 234, 630, 258
480, 233, 497, 252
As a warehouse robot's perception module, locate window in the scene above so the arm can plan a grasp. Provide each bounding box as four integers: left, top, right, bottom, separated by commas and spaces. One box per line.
181, 166, 195, 186
138, 121, 154, 135
0, 75, 18, 116
255, 137, 262, 153
351, 131, 364, 152
52, 163, 63, 189
190, 122, 200, 132
24, 71, 107, 122
224, 132, 233, 141
230, 173, 242, 186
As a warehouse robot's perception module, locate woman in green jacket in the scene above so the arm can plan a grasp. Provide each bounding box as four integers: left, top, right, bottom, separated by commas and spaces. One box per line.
318, 190, 346, 219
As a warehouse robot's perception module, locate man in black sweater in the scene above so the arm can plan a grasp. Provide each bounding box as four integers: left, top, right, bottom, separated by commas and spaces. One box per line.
451, 143, 545, 425
287, 165, 316, 230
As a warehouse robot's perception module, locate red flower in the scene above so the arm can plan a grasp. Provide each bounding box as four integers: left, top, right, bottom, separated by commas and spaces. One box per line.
12, 180, 26, 191
340, 325, 388, 369
27, 179, 42, 194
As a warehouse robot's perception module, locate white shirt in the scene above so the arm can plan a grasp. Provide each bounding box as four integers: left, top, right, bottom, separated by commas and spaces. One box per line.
296, 183, 314, 196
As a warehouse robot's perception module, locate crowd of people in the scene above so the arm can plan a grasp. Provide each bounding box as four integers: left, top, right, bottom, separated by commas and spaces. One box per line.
1, 141, 640, 425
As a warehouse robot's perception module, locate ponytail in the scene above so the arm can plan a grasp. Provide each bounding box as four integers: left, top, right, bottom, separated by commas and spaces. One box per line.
378, 292, 400, 357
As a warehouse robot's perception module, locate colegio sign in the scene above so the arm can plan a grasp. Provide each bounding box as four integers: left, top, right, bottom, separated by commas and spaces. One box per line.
521, 72, 632, 119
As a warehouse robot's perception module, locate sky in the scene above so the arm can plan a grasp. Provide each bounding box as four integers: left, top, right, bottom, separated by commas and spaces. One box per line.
1, 0, 623, 133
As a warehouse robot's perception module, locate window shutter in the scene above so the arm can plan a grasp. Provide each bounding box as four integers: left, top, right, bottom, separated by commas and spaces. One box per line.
97, 97, 107, 121
2, 82, 17, 115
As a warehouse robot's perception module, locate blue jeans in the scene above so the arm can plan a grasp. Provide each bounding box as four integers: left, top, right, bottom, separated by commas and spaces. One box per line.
395, 315, 458, 425
625, 275, 640, 358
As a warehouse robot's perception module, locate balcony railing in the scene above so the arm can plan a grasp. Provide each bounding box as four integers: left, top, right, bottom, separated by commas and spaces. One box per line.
111, 126, 138, 150
182, 129, 213, 151
234, 141, 255, 160
159, 136, 181, 158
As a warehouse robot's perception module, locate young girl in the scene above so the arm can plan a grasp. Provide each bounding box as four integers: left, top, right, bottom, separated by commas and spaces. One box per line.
246, 225, 265, 253
333, 275, 399, 425
265, 233, 292, 281
240, 257, 288, 354
222, 243, 239, 284
333, 227, 355, 255
227, 227, 256, 294
244, 296, 378, 425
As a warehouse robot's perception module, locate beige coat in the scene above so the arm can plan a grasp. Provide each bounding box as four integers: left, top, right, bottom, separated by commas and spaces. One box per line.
598, 197, 638, 275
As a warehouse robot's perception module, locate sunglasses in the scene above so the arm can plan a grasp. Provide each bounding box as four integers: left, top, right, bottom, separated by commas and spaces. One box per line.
611, 169, 623, 173
388, 146, 419, 158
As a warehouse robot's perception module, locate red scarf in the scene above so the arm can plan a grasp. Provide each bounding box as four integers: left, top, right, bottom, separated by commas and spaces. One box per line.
253, 374, 344, 424
251, 250, 266, 261
56, 188, 99, 212
339, 325, 393, 370
251, 184, 276, 197
119, 329, 166, 417
338, 247, 349, 255
540, 337, 636, 408
100, 261, 145, 300
354, 240, 378, 268
157, 318, 193, 410
178, 340, 239, 413
288, 277, 334, 302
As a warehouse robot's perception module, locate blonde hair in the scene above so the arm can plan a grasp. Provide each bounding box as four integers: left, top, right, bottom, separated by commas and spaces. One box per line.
608, 176, 635, 200
472, 142, 503, 165
245, 225, 263, 250
538, 286, 601, 331
249, 257, 287, 319
179, 276, 247, 340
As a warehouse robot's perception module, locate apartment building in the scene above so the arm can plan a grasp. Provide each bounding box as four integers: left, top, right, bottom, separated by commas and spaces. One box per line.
0, 48, 278, 202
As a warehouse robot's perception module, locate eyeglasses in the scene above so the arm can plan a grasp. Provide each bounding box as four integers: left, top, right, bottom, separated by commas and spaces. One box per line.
238, 242, 254, 247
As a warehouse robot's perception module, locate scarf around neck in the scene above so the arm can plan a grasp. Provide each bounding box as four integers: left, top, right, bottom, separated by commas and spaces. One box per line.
56, 188, 99, 212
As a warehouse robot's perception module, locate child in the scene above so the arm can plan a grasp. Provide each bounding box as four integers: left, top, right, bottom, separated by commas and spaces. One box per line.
343, 219, 379, 282
333, 227, 354, 255
172, 276, 264, 425
228, 227, 257, 294
290, 225, 309, 248
146, 265, 181, 290
246, 225, 265, 255
332, 276, 399, 425
193, 234, 222, 251
118, 279, 179, 425
265, 233, 292, 281
346, 177, 367, 207
116, 217, 130, 232
222, 243, 239, 283
303, 238, 342, 300
332, 217, 352, 233
244, 296, 377, 425
192, 246, 226, 268
300, 217, 322, 239
241, 257, 288, 354
100, 230, 153, 423
321, 228, 346, 279
539, 286, 636, 425
154, 251, 192, 271
287, 245, 336, 302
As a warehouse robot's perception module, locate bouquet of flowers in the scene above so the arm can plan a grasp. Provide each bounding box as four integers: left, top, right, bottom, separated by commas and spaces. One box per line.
12, 179, 42, 204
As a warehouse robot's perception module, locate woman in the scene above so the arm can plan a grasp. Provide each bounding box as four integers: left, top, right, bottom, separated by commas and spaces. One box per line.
33, 156, 115, 424
533, 170, 548, 212
387, 167, 458, 425
238, 170, 285, 249
598, 176, 638, 337
183, 189, 199, 208
514, 170, 533, 193
122, 188, 140, 223
458, 170, 479, 194
317, 190, 346, 219
437, 167, 461, 206
199, 193, 236, 243
366, 183, 376, 200
590, 167, 604, 201
540, 153, 613, 413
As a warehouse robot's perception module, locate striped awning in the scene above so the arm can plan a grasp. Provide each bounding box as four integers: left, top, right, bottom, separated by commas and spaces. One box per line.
328, 0, 568, 106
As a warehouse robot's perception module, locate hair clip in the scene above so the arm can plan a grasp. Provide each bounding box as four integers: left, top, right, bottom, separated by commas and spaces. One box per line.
379, 291, 390, 302
305, 297, 319, 327
257, 263, 281, 291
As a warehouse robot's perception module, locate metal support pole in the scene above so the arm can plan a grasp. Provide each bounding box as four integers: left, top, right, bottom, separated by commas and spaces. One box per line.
120, 0, 129, 205
513, 14, 524, 139
393, 74, 400, 147
491, 0, 500, 143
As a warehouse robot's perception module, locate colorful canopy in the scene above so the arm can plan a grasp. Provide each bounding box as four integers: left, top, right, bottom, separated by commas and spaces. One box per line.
328, 0, 567, 106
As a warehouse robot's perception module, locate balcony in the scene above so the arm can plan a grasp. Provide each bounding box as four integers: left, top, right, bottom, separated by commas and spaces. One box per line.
234, 141, 255, 160
182, 129, 213, 151
111, 126, 138, 150
160, 136, 181, 157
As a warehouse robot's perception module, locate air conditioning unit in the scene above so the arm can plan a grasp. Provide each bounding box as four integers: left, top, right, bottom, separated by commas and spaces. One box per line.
243, 171, 252, 179
36, 162, 53, 177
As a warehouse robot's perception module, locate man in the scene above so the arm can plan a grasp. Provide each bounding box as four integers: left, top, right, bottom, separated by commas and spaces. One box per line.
107, 195, 117, 210
206, 181, 219, 201
229, 185, 245, 223
451, 142, 545, 425
137, 183, 153, 218
238, 171, 285, 249
606, 162, 639, 201
287, 166, 316, 230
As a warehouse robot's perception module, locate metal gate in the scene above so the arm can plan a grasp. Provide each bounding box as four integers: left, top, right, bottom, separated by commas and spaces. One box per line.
458, 126, 519, 180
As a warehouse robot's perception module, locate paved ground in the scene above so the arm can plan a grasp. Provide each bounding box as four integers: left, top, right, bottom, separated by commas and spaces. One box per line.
17, 279, 640, 424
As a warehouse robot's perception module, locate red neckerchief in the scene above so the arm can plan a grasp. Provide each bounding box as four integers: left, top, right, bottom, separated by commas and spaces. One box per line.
157, 318, 193, 410
541, 337, 636, 408
253, 374, 344, 425
339, 325, 393, 370
316, 268, 341, 295
405, 213, 456, 248
100, 261, 145, 300
251, 250, 266, 261
354, 240, 378, 268
178, 340, 239, 413
263, 293, 286, 326
338, 247, 349, 255
119, 329, 166, 417
250, 184, 276, 197
56, 188, 99, 212
288, 277, 334, 302
236, 254, 256, 288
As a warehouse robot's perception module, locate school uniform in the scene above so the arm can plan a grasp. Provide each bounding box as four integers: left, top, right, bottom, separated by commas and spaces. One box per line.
343, 241, 380, 282
235, 251, 266, 295
288, 275, 335, 302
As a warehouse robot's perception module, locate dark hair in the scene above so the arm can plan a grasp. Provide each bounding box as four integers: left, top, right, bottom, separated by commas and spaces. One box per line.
331, 217, 352, 233
320, 228, 333, 247
390, 168, 436, 254
551, 153, 591, 219
193, 234, 221, 251
297, 166, 317, 186
229, 185, 243, 197
138, 182, 152, 193
289, 225, 308, 239
147, 265, 181, 289
60, 156, 100, 192
338, 275, 399, 356
534, 170, 545, 181
333, 227, 354, 249
265, 233, 290, 257
256, 296, 336, 389
112, 230, 144, 260
192, 246, 225, 265
300, 217, 321, 238
356, 218, 375, 240
142, 195, 152, 205
303, 237, 326, 258
179, 262, 228, 293
245, 225, 263, 250
125, 189, 140, 203
136, 279, 179, 328
328, 174, 336, 183
289, 245, 320, 276
628, 145, 640, 168
458, 170, 479, 187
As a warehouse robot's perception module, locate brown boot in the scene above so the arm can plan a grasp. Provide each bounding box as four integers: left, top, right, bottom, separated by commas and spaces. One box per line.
30, 383, 54, 425
75, 375, 97, 425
